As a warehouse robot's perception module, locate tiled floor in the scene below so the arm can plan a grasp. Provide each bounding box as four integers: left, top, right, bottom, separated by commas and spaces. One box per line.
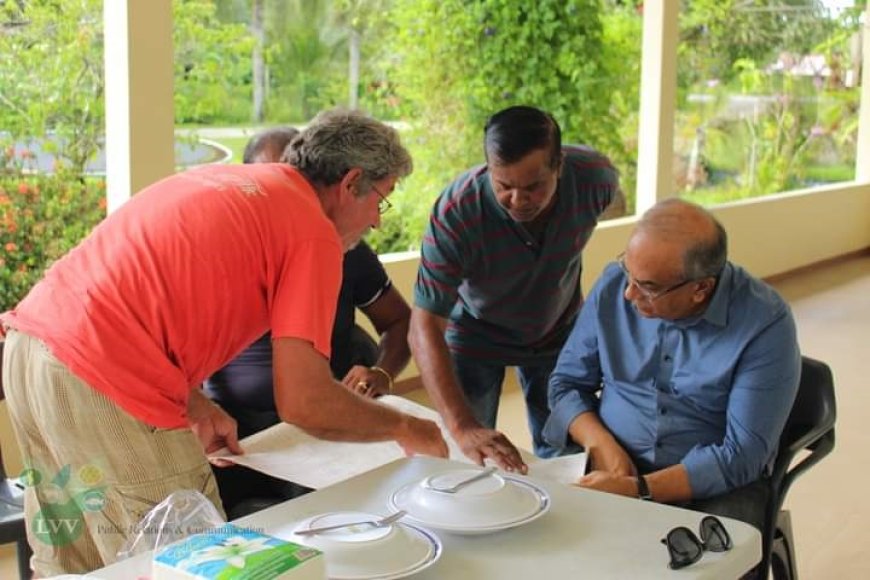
767, 253, 870, 579
2, 252, 868, 578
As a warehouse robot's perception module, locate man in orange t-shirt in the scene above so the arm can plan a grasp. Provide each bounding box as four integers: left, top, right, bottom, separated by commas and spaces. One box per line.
0, 109, 447, 577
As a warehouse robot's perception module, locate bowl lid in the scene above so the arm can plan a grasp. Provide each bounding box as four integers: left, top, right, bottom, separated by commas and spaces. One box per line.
389, 472, 550, 534
272, 511, 442, 580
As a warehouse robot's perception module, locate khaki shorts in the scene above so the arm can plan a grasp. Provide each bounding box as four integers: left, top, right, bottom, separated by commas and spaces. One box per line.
2, 329, 224, 577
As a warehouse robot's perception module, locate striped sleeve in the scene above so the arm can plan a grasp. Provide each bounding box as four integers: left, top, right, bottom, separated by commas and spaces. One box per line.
413, 182, 468, 318
565, 146, 621, 217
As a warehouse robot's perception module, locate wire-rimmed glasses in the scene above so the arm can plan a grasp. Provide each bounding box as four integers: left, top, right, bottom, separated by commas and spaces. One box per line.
617, 253, 695, 302
371, 183, 392, 215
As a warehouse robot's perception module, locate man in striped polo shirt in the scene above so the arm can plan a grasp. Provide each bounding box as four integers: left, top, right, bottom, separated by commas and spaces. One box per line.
409, 105, 620, 471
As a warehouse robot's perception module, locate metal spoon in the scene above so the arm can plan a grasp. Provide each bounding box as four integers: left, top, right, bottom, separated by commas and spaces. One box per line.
296, 510, 406, 536
425, 466, 499, 494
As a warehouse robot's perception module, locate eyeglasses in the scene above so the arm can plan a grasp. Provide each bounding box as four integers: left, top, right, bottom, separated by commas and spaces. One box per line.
370, 183, 392, 215
661, 516, 732, 570
617, 253, 695, 302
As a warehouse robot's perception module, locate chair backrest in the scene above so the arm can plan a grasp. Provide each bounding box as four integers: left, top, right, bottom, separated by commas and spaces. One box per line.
759, 356, 837, 578
777, 356, 837, 465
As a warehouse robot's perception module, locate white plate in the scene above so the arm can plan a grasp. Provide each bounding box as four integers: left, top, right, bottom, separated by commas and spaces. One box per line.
388, 472, 550, 535
273, 511, 442, 580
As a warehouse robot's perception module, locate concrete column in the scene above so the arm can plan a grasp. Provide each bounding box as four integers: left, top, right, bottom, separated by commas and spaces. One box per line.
103, 0, 175, 213
635, 0, 679, 212
856, 5, 870, 182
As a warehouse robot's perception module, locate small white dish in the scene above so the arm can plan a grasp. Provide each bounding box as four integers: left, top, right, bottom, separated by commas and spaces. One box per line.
273, 511, 442, 580
389, 470, 550, 535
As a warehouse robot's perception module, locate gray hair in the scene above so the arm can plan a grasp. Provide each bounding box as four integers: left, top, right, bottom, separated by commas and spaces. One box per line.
283, 108, 413, 194
684, 219, 727, 280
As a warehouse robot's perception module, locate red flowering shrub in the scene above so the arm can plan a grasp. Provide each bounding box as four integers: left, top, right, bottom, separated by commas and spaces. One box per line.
0, 163, 105, 311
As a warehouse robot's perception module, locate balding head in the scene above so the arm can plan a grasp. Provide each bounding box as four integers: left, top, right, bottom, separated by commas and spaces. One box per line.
243, 127, 300, 164
632, 198, 727, 280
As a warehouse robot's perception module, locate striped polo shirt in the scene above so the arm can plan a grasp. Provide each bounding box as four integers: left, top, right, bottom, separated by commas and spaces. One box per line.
414, 145, 619, 365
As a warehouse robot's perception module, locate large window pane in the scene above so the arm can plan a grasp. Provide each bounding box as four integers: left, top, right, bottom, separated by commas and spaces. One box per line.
0, 0, 107, 312
181, 1, 643, 254
674, 1, 863, 205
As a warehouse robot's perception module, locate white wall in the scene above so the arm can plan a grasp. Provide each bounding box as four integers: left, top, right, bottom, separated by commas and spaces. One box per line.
377, 183, 870, 382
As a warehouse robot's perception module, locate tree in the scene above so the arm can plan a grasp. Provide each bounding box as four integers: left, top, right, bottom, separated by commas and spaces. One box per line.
365, 0, 631, 252
678, 0, 837, 89
174, 0, 255, 124
0, 0, 104, 173
252, 0, 266, 121
260, 0, 347, 122
332, 0, 392, 109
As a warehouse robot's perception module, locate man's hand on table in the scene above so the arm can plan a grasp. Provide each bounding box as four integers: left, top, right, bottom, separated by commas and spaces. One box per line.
454, 424, 528, 474
576, 470, 638, 497
341, 365, 390, 398
188, 389, 243, 467
586, 438, 636, 477
396, 415, 449, 458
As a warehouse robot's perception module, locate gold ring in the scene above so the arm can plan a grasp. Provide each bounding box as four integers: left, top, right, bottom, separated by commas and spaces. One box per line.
357, 381, 368, 388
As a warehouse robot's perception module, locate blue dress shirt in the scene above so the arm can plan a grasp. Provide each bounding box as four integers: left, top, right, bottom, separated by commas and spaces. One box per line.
543, 261, 800, 498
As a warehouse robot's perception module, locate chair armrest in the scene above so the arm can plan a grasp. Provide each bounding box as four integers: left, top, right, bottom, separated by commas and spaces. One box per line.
778, 429, 835, 500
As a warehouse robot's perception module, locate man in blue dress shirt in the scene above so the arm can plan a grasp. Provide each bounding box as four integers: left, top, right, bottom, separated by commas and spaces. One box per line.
543, 198, 800, 530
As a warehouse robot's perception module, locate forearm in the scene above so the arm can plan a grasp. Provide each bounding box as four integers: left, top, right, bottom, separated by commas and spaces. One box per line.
569, 412, 623, 457
186, 386, 216, 423
584, 463, 693, 502
284, 381, 413, 442
408, 308, 477, 432
363, 286, 413, 390
273, 337, 414, 442
644, 464, 693, 503
374, 321, 411, 381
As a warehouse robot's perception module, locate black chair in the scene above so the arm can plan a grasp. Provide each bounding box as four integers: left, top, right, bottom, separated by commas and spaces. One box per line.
0, 458, 30, 580
1, 340, 33, 580
759, 356, 837, 580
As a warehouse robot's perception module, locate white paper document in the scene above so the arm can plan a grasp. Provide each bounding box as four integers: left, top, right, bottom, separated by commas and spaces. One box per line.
209, 395, 586, 489
209, 395, 469, 489
527, 452, 587, 486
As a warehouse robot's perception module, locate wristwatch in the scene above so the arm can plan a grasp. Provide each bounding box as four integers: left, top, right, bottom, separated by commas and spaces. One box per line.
636, 474, 653, 501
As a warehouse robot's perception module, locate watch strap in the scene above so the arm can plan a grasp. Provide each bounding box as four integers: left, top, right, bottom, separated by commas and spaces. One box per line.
636, 474, 653, 501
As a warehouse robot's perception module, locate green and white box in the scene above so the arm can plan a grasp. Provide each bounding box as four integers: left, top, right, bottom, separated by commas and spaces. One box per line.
153, 524, 325, 579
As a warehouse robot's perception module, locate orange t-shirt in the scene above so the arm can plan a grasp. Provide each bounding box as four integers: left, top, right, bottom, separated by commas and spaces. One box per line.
1, 164, 342, 428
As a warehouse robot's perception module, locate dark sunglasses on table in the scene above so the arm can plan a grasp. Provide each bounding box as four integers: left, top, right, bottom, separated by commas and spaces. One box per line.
661, 515, 733, 570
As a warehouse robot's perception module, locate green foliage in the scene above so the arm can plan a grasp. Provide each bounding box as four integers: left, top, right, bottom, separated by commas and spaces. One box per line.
0, 163, 106, 312
678, 0, 837, 90
369, 0, 635, 252
174, 0, 256, 124
0, 0, 104, 173
675, 2, 860, 207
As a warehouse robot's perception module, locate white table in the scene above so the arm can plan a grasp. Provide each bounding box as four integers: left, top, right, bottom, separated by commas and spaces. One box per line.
91, 456, 760, 579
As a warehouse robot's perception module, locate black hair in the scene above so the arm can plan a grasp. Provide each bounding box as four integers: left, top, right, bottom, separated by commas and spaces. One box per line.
483, 105, 562, 168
